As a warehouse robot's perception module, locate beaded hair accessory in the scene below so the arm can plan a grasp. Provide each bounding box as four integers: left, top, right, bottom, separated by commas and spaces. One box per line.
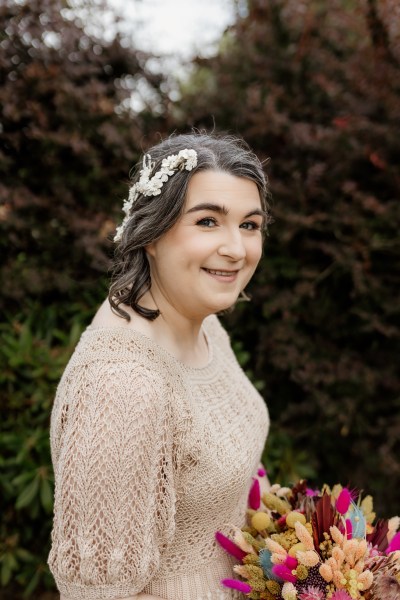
114, 148, 198, 242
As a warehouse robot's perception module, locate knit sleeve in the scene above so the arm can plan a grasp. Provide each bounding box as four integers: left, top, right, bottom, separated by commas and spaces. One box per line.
48, 359, 176, 600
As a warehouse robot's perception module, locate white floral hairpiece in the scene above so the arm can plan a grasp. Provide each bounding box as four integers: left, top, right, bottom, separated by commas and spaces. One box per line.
114, 148, 198, 242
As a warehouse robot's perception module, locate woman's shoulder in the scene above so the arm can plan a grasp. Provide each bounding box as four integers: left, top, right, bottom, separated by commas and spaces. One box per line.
89, 297, 151, 333
66, 299, 185, 377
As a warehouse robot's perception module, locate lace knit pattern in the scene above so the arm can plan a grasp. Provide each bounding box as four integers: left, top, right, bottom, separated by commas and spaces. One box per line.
48, 314, 270, 600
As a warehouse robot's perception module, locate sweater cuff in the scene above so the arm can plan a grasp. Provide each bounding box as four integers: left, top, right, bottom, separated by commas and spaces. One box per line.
57, 579, 145, 600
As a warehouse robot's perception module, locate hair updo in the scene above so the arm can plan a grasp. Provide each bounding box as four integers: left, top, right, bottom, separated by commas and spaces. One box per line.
108, 132, 271, 322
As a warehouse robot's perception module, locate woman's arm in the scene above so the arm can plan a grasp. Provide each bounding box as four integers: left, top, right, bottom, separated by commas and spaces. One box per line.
50, 361, 176, 600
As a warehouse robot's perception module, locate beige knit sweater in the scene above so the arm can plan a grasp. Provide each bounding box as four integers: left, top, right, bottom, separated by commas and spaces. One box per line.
48, 314, 269, 600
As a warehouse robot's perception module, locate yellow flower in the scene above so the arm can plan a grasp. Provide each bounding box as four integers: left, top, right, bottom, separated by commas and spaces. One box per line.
331, 484, 343, 502
286, 511, 306, 528
360, 495, 375, 524
295, 565, 308, 580
248, 576, 266, 592
288, 542, 306, 557
265, 580, 281, 595
252, 512, 271, 532
242, 531, 266, 552
244, 553, 261, 566
262, 493, 291, 515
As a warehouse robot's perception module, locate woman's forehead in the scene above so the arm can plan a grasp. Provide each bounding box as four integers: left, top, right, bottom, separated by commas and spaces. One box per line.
185, 170, 261, 207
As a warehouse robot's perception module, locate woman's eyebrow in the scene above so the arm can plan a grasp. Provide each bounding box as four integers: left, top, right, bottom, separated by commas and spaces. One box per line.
185, 203, 267, 219
185, 202, 229, 215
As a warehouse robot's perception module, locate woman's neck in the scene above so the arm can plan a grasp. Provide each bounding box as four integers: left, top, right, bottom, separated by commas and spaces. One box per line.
120, 293, 210, 368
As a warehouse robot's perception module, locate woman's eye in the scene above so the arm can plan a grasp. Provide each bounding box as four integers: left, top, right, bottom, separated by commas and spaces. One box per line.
196, 217, 217, 227
240, 221, 261, 231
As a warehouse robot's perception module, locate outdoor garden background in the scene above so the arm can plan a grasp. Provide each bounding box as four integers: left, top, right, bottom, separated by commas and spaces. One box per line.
1, 0, 399, 597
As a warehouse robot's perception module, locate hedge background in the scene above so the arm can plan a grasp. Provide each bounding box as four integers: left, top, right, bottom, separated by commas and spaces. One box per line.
1, 0, 399, 597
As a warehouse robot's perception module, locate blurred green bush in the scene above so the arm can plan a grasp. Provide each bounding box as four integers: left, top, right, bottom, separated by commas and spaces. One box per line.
0, 305, 89, 596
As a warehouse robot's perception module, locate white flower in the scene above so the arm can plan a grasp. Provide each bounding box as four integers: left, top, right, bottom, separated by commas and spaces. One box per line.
282, 582, 297, 600
180, 148, 197, 170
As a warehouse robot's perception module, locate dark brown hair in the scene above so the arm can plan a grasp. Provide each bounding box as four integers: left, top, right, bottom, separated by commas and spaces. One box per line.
108, 132, 271, 321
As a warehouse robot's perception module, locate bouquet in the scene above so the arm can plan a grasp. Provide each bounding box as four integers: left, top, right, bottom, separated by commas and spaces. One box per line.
216, 475, 400, 600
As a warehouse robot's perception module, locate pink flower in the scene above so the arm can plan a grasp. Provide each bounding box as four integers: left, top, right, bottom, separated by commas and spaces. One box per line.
221, 579, 252, 593
330, 591, 352, 600
345, 518, 353, 539
367, 542, 383, 558
277, 514, 287, 527
299, 587, 325, 599
285, 555, 298, 569
306, 488, 319, 497
215, 532, 246, 561
248, 478, 261, 510
257, 467, 267, 477
339, 518, 353, 539
386, 531, 400, 554
272, 564, 297, 583
336, 488, 352, 515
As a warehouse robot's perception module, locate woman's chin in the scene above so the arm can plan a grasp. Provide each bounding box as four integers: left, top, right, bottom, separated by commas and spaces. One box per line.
204, 296, 240, 315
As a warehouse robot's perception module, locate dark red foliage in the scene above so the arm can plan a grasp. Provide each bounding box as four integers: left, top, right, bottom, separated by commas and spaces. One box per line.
173, 0, 400, 515
0, 0, 167, 315
288, 479, 308, 509
312, 493, 338, 550
367, 519, 390, 552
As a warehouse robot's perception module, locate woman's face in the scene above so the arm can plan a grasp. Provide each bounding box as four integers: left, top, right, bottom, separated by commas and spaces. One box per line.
145, 169, 265, 320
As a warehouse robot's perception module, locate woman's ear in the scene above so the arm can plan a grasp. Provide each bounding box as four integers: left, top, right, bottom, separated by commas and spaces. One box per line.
144, 243, 156, 258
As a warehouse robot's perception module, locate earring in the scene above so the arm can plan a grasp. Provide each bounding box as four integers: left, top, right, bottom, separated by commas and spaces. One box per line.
238, 290, 251, 302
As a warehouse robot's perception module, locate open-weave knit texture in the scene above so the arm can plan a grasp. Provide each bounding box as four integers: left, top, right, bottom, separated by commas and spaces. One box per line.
48, 314, 269, 600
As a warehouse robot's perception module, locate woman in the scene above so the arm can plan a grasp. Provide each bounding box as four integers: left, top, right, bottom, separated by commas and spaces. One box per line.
48, 133, 271, 600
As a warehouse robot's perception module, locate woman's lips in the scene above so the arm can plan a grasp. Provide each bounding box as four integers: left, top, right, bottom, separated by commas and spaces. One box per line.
202, 268, 239, 282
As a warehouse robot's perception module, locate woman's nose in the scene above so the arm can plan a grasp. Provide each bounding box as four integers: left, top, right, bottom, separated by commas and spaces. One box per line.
217, 229, 246, 260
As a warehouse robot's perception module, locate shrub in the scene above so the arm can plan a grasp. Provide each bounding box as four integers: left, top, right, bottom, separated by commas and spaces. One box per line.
175, 0, 400, 514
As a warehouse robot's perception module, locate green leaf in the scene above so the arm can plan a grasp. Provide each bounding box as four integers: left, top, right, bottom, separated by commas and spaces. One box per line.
40, 478, 54, 513
11, 471, 37, 487
16, 477, 39, 509
1, 554, 13, 586
22, 568, 41, 597
15, 548, 35, 562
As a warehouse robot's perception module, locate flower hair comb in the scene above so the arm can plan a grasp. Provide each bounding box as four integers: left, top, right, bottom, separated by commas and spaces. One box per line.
114, 148, 198, 242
